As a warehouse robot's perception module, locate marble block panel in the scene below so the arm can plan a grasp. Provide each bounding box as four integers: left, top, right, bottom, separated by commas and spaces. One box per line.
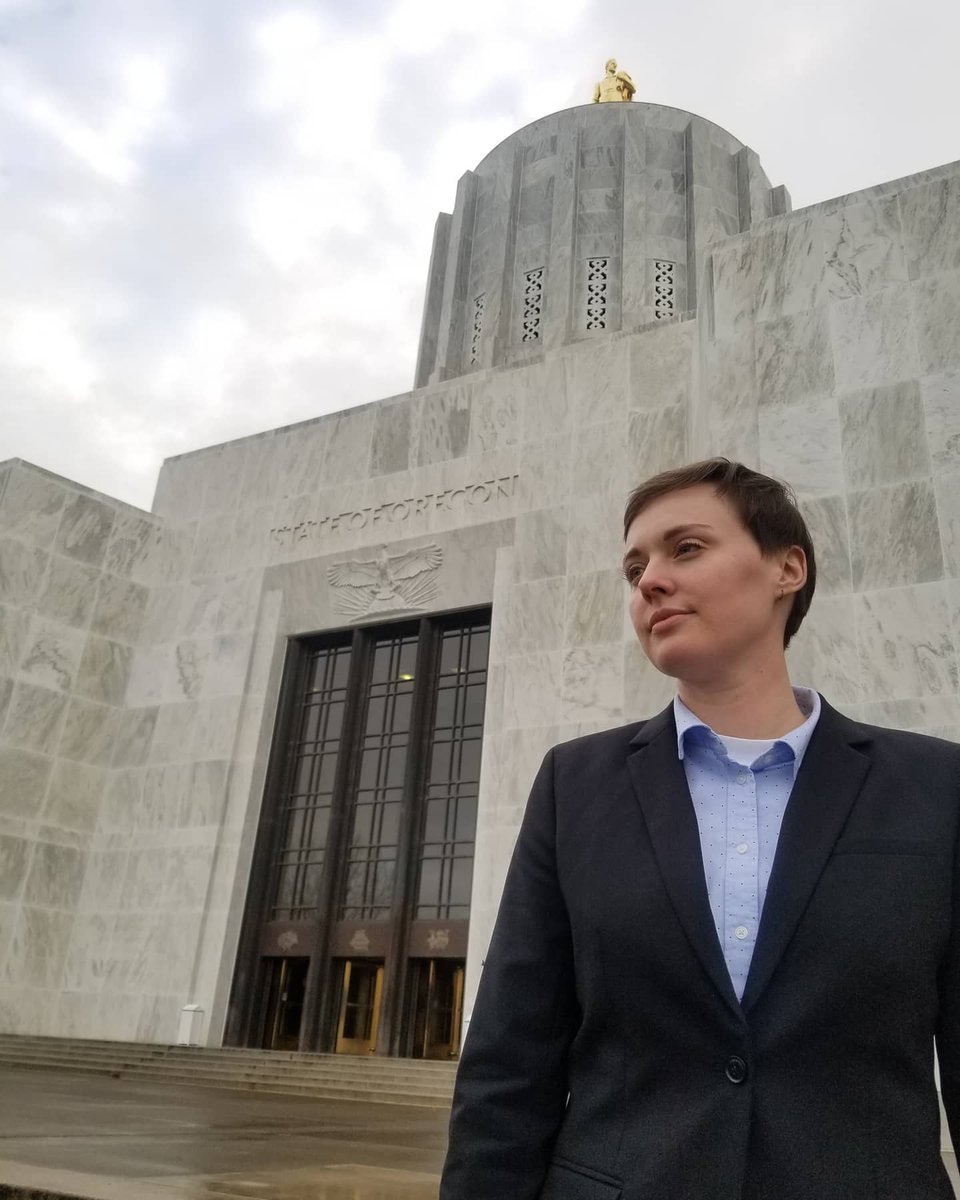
860, 695, 960, 734
190, 696, 241, 762
138, 585, 184, 645
561, 643, 623, 724
709, 238, 759, 341
522, 358, 571, 443
1, 682, 67, 754
148, 702, 198, 764
912, 271, 960, 375
77, 850, 127, 912
61, 912, 112, 991
0, 835, 30, 901
755, 308, 834, 407
152, 454, 205, 521
55, 493, 115, 568
370, 396, 416, 477
572, 420, 629, 499
0, 467, 67, 548
829, 286, 919, 390
202, 634, 252, 699
58, 697, 119, 766
627, 405, 688, 485
922, 372, 960, 474
622, 639, 676, 719
848, 481, 943, 590
565, 570, 624, 647
0, 747, 52, 819
839, 380, 930, 489
759, 394, 844, 497
514, 430, 569, 510
199, 442, 249, 516
43, 761, 106, 833
798, 495, 853, 596
96, 768, 143, 832
0, 538, 49, 607
514, 508, 568, 582
3, 906, 72, 988
497, 578, 564, 658
899, 173, 960, 280
35, 555, 99, 629
629, 321, 694, 410
90, 576, 148, 643
786, 595, 861, 705
468, 369, 524, 455
417, 385, 472, 466
179, 760, 228, 827
822, 194, 907, 300
754, 215, 825, 323
0, 676, 11, 733
189, 514, 236, 579
568, 340, 628, 428
934, 471, 960, 579
105, 515, 192, 587
502, 650, 563, 729
566, 491, 625, 577
0, 605, 30, 677
23, 842, 86, 910
856, 583, 958, 700
320, 409, 374, 486
179, 579, 221, 639
112, 706, 158, 768
75, 636, 132, 706
18, 618, 85, 692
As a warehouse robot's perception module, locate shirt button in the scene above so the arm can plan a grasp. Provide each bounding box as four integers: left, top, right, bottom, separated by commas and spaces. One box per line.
734, 925, 749, 940
736, 772, 749, 785
725, 1056, 748, 1084
736, 842, 749, 855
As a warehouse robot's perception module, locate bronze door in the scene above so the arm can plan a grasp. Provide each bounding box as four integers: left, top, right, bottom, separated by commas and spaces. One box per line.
260, 957, 308, 1051
335, 960, 384, 1054
411, 959, 465, 1059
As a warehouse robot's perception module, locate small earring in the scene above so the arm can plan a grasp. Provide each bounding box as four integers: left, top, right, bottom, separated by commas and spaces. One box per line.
778, 587, 784, 600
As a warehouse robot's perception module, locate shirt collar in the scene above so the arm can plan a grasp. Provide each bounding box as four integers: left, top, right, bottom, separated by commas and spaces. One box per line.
673, 687, 821, 779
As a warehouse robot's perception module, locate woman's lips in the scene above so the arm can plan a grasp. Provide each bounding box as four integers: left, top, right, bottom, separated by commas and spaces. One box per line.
649, 610, 690, 633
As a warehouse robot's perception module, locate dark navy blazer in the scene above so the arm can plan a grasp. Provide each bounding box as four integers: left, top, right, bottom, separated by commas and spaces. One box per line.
440, 697, 960, 1200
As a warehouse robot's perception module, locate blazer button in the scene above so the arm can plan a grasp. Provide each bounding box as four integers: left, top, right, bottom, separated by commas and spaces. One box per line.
725, 1056, 748, 1084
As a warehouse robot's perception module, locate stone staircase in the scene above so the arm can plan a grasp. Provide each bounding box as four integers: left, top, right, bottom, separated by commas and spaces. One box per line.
0, 1034, 457, 1107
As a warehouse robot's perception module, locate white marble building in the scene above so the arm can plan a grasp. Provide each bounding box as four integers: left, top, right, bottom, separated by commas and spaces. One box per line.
1, 98, 960, 1057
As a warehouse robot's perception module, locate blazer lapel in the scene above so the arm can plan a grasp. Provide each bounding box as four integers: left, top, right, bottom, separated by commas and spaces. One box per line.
627, 706, 742, 1019
740, 698, 873, 1012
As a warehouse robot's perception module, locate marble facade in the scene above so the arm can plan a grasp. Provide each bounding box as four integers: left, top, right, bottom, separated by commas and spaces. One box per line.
1, 101, 960, 1051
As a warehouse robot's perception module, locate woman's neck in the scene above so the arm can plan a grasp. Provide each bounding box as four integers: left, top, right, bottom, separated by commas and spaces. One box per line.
678, 666, 805, 739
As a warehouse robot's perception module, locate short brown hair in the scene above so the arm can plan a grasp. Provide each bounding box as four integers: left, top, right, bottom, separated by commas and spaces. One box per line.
623, 458, 816, 648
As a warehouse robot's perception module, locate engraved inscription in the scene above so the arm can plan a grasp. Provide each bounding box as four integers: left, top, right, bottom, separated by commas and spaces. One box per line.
350, 929, 371, 952
277, 930, 299, 951
328, 543, 443, 618
269, 473, 520, 548
427, 928, 450, 951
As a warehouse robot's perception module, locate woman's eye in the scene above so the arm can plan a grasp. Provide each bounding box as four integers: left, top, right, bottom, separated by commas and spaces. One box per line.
675, 541, 702, 557
624, 563, 645, 586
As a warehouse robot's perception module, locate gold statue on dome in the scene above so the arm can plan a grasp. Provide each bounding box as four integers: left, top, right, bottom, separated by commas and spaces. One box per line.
593, 58, 636, 103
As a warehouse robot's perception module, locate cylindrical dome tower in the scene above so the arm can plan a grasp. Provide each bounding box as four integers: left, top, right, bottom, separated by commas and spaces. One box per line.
415, 101, 789, 387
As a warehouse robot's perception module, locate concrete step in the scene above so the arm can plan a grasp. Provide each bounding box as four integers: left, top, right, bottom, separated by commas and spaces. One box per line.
0, 1036, 457, 1107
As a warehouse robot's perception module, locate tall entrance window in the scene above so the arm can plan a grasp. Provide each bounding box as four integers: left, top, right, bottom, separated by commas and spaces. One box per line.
229, 608, 490, 1059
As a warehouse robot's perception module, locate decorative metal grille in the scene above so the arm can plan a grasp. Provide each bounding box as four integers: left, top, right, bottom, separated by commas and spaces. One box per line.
271, 641, 352, 920
415, 618, 489, 920
586, 257, 608, 330
654, 260, 676, 320
521, 268, 544, 342
470, 294, 485, 365
339, 632, 418, 921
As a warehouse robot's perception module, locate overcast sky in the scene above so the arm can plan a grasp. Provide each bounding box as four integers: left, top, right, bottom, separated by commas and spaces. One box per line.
1, 0, 958, 511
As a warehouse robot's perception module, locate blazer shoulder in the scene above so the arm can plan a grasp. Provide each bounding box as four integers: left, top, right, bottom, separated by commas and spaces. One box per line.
550, 707, 671, 768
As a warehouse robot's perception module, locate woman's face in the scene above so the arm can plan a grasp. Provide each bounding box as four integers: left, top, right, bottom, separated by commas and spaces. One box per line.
623, 484, 797, 685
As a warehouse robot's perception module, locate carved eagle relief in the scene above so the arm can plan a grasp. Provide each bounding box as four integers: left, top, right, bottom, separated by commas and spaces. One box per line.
327, 543, 443, 617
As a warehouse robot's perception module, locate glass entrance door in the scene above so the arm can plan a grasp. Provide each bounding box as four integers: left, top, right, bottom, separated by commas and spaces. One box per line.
335, 960, 384, 1054
411, 959, 465, 1059
260, 957, 309, 1051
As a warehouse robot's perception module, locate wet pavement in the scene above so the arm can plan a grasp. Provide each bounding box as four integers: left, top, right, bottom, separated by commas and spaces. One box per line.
1, 1067, 958, 1198
0, 1069, 448, 1198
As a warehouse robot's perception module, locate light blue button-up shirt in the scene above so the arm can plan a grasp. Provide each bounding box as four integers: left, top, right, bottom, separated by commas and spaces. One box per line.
674, 687, 821, 1001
